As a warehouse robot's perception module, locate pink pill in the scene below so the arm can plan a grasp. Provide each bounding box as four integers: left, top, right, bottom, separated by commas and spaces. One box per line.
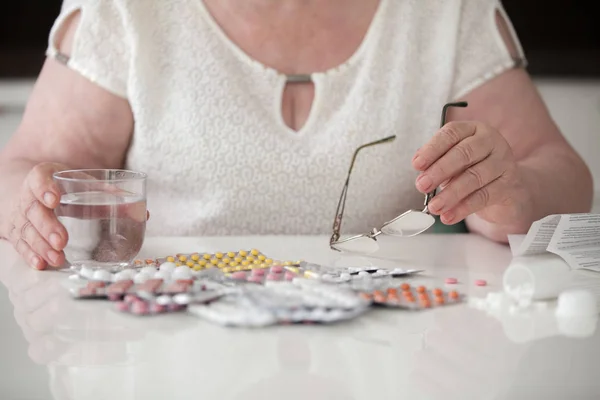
270, 265, 284, 273
475, 279, 487, 286
231, 271, 247, 280
284, 272, 296, 281
252, 268, 266, 276
445, 278, 458, 284
108, 294, 121, 302
150, 304, 166, 314
116, 301, 130, 312
131, 301, 149, 315
266, 274, 280, 281
124, 294, 138, 303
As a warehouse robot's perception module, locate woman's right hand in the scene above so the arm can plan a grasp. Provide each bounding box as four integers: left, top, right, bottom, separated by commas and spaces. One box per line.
7, 162, 70, 270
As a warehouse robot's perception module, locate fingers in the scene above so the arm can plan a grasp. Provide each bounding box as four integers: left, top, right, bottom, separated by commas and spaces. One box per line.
412, 121, 477, 171
415, 134, 494, 194
26, 162, 65, 207
8, 223, 45, 270
426, 154, 506, 217
438, 171, 516, 225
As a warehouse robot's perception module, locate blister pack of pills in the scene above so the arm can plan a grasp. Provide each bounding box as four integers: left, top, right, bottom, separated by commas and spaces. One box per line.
290, 262, 423, 283
224, 265, 299, 284
188, 281, 370, 327
115, 290, 227, 316
358, 283, 464, 310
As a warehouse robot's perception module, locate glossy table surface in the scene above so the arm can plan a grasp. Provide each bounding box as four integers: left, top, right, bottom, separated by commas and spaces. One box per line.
1, 234, 600, 400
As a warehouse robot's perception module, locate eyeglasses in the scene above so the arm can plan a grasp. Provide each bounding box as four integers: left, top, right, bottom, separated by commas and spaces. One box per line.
329, 101, 469, 254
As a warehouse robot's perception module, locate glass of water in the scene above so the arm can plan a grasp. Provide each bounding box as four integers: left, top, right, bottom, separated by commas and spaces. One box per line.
53, 169, 147, 272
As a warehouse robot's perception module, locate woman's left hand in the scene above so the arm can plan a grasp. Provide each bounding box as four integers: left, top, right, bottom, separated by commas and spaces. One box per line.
411, 121, 532, 227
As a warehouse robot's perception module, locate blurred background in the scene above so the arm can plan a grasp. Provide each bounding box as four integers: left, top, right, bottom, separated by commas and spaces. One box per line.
0, 0, 599, 210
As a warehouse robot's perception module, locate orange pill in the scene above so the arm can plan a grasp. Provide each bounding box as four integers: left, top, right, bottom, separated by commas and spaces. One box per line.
374, 294, 386, 303
432, 288, 443, 296
416, 286, 426, 293
405, 294, 415, 303
449, 291, 459, 299
419, 292, 429, 300
421, 300, 431, 308
435, 296, 445, 305
401, 283, 411, 291
387, 288, 398, 296
360, 293, 373, 301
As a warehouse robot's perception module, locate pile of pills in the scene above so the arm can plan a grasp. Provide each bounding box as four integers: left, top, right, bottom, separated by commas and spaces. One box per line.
359, 283, 463, 310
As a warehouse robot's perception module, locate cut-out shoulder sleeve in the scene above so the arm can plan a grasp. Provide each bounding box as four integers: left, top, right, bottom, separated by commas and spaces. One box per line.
449, 0, 527, 100
46, 0, 131, 99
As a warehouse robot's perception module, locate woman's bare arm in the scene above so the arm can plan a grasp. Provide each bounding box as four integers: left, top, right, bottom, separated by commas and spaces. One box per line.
0, 12, 134, 238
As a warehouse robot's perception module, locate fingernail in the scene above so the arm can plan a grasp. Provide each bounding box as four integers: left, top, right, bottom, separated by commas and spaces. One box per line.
428, 198, 444, 214
49, 232, 62, 249
442, 212, 455, 224
416, 174, 433, 191
44, 192, 57, 207
48, 250, 60, 265
413, 156, 426, 169
31, 255, 42, 269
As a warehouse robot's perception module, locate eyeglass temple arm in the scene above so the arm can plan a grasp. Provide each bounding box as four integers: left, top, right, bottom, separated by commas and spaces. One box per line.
424, 101, 468, 209
331, 135, 396, 244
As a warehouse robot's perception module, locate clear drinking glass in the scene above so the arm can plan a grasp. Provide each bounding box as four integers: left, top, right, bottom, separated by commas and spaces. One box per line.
53, 169, 147, 271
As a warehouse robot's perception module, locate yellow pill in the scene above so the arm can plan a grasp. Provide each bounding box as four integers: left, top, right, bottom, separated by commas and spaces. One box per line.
251, 249, 259, 256
223, 257, 231, 264
234, 256, 243, 263
186, 261, 195, 267
239, 250, 248, 257
210, 259, 219, 265
223, 267, 232, 273
198, 260, 207, 267
246, 255, 255, 262
227, 252, 236, 258
178, 255, 187, 262
230, 261, 238, 267
241, 260, 250, 266
286, 266, 299, 273
260, 263, 267, 268
258, 255, 266, 261
193, 265, 203, 271
253, 259, 261, 265
203, 254, 211, 260
235, 266, 244, 271
265, 259, 273, 264
284, 261, 292, 266
215, 252, 224, 259
205, 264, 214, 269
175, 262, 182, 266
218, 263, 226, 268
191, 254, 200, 261
166, 256, 175, 262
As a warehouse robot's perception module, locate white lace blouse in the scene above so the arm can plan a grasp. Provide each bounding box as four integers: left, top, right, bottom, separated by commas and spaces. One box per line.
47, 0, 525, 237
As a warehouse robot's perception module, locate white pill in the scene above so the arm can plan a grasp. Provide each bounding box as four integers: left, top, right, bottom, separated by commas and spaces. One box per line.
140, 266, 157, 275
92, 269, 112, 282
114, 270, 135, 281
80, 266, 95, 280
340, 273, 351, 280
134, 272, 152, 284
153, 270, 171, 280
391, 268, 405, 274
358, 271, 370, 277
172, 266, 192, 280
173, 293, 192, 305
159, 262, 177, 273
68, 274, 81, 281
156, 295, 172, 306
556, 289, 598, 318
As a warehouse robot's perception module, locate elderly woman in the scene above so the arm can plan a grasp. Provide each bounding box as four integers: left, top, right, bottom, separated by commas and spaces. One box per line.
0, 0, 592, 269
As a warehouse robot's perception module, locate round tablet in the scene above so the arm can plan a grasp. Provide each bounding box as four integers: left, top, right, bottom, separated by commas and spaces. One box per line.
252, 268, 266, 276
154, 270, 171, 280
134, 272, 152, 284
474, 279, 487, 286
92, 269, 112, 282
114, 269, 135, 281
445, 277, 458, 284
131, 301, 149, 315
156, 295, 172, 306
556, 289, 598, 318
173, 293, 192, 305
140, 266, 157, 275
172, 266, 193, 280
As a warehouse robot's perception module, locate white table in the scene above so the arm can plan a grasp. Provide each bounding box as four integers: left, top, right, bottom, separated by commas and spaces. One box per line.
1, 234, 600, 400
